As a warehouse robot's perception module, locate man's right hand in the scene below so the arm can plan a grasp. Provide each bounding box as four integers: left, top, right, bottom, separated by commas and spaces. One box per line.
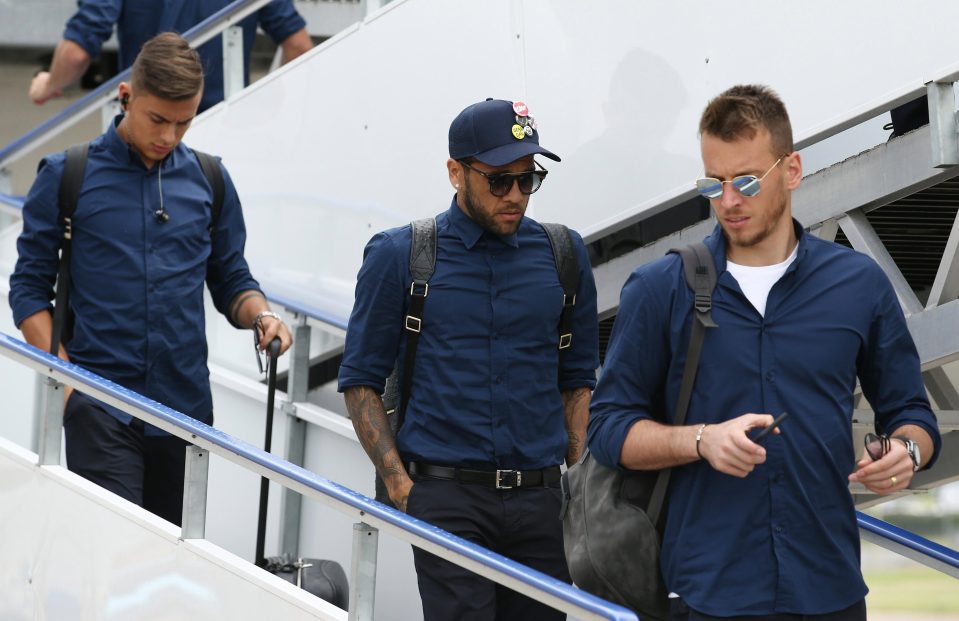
698, 413, 774, 477
388, 476, 414, 513
29, 72, 61, 105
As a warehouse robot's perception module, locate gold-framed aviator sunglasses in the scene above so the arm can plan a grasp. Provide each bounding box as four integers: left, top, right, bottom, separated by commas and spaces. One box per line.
694, 156, 785, 200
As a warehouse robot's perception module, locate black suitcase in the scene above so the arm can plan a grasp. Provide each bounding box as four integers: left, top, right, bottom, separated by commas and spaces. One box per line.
256, 338, 350, 609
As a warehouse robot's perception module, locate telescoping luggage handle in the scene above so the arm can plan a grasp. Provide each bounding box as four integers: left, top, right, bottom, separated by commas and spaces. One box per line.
255, 337, 282, 568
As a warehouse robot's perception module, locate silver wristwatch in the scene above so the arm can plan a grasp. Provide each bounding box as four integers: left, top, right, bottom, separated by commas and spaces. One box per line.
893, 436, 921, 472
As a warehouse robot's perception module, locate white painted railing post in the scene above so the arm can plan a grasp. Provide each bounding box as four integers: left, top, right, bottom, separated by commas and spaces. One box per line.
38, 376, 65, 466
280, 315, 311, 556
222, 25, 245, 100
349, 522, 379, 621
181, 445, 210, 539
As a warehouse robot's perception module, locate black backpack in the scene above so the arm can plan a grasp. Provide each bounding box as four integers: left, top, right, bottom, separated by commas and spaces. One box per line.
374, 218, 582, 507
50, 143, 224, 355
560, 242, 717, 620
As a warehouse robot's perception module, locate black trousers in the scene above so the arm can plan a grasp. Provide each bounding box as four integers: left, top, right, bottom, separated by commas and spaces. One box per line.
63, 392, 189, 526
406, 476, 569, 621
670, 598, 867, 621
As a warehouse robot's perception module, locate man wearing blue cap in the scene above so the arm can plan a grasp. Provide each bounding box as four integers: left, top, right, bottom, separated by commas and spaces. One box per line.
339, 98, 599, 619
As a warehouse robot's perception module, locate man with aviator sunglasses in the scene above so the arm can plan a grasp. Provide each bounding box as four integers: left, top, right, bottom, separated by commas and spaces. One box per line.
589, 85, 939, 620
339, 98, 599, 620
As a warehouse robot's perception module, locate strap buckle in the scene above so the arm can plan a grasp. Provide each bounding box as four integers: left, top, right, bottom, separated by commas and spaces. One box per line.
410, 281, 429, 298
495, 469, 522, 489
405, 315, 422, 333
558, 333, 572, 349
63, 217, 73, 241
563, 293, 576, 307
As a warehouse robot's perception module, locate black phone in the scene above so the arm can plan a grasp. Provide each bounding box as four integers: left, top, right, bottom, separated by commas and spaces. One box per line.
751, 411, 789, 443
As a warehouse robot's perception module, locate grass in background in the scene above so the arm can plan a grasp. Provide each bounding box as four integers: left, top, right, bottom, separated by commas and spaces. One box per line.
864, 567, 959, 613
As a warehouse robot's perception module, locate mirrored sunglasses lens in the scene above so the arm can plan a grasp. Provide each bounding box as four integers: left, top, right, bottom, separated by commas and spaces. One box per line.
734, 175, 761, 197
864, 434, 884, 461
695, 178, 723, 199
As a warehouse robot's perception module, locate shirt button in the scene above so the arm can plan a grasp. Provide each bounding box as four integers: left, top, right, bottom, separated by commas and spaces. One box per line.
494, 376, 502, 384
774, 525, 784, 534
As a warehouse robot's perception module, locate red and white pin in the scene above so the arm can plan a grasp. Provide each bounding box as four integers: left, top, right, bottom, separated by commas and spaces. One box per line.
512, 101, 529, 117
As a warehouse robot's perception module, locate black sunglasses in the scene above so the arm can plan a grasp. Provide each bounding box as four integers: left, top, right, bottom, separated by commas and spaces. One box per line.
864, 432, 890, 462
459, 160, 548, 197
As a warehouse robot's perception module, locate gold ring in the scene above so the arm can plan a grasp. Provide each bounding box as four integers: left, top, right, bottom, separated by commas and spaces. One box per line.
890, 475, 898, 486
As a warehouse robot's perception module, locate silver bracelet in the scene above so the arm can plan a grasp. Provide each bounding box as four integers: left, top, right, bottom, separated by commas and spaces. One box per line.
253, 310, 282, 331
695, 423, 708, 460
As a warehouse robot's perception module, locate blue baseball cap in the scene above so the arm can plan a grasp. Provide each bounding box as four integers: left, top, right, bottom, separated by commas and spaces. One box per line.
448, 98, 561, 166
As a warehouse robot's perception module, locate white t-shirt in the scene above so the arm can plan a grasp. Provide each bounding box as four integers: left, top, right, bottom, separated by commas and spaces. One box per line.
726, 245, 799, 317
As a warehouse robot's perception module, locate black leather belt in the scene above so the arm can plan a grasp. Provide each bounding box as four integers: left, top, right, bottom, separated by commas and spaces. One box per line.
408, 462, 561, 489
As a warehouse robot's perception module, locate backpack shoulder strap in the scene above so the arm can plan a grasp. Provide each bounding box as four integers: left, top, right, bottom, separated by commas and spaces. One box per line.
396, 217, 437, 428
58, 143, 89, 227
50, 142, 90, 355
541, 222, 580, 349
647, 242, 719, 524
192, 149, 224, 233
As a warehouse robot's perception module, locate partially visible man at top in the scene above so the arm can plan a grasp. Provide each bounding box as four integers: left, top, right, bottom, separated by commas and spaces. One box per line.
588, 84, 940, 620
11, 32, 292, 526
29, 0, 312, 112
338, 98, 599, 620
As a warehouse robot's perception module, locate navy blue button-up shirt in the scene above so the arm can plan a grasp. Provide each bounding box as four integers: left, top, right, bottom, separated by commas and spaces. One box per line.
338, 200, 600, 470
588, 221, 940, 616
64, 0, 306, 111
10, 117, 260, 433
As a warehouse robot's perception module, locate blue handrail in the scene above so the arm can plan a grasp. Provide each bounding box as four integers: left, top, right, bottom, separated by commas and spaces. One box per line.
857, 511, 959, 576
263, 289, 349, 332
0, 330, 637, 621
0, 0, 273, 170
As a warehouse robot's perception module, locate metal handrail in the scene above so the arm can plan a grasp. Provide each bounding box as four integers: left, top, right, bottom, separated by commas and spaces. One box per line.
858, 511, 959, 578
0, 330, 637, 621
0, 0, 274, 171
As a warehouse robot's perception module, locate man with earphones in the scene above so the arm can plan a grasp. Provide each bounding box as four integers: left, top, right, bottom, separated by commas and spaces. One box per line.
339, 98, 599, 620
29, 0, 312, 112
10, 33, 292, 526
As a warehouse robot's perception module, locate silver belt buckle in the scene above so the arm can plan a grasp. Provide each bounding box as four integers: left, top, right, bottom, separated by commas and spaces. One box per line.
495, 469, 521, 489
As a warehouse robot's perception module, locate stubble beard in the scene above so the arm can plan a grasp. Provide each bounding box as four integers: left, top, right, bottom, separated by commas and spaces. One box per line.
462, 174, 524, 237
724, 190, 789, 249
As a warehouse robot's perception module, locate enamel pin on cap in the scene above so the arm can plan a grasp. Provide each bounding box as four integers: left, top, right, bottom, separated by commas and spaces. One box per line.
513, 101, 529, 117
512, 124, 526, 140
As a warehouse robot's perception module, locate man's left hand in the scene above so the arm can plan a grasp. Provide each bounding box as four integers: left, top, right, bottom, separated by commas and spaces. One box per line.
848, 440, 914, 495
257, 314, 293, 356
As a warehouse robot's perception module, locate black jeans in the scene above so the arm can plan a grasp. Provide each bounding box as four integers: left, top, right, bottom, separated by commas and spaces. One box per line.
670, 598, 867, 621
64, 392, 189, 526
406, 475, 569, 621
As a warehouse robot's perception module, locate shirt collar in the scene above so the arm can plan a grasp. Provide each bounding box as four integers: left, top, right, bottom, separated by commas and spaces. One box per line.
705, 217, 807, 273
446, 196, 521, 249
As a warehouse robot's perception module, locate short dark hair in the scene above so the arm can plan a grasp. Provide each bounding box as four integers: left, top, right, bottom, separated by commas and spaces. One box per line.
699, 84, 793, 156
130, 32, 204, 101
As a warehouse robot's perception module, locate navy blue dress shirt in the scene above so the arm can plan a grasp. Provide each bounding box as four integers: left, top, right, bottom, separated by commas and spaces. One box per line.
588, 221, 940, 616
10, 117, 260, 434
64, 0, 306, 111
338, 200, 600, 470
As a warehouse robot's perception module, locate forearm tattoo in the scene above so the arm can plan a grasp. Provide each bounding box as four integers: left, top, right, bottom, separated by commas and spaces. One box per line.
562, 386, 591, 464
344, 386, 405, 481
229, 291, 265, 327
